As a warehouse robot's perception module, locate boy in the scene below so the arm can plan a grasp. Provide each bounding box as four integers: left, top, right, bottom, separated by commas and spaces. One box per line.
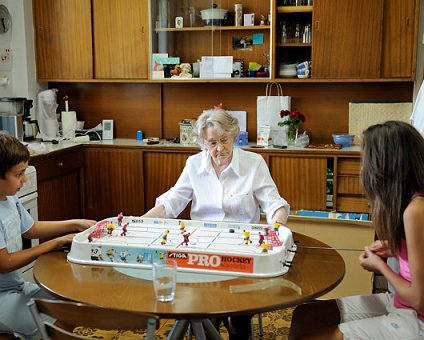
0, 132, 95, 338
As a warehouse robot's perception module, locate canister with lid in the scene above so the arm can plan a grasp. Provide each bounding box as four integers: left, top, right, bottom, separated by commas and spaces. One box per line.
234, 4, 243, 26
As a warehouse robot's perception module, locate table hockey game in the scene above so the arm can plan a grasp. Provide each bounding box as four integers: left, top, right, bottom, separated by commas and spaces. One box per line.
68, 215, 296, 278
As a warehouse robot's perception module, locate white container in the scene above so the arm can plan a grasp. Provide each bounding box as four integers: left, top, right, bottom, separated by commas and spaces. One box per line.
234, 4, 243, 26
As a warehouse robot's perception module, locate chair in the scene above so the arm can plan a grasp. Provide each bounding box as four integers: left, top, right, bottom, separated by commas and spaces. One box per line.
27, 298, 159, 340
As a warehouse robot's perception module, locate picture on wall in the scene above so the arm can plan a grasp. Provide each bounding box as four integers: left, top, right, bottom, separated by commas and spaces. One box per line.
232, 35, 253, 51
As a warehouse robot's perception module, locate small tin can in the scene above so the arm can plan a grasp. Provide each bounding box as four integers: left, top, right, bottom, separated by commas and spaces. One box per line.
136, 130, 143, 140
179, 119, 197, 146
234, 4, 243, 26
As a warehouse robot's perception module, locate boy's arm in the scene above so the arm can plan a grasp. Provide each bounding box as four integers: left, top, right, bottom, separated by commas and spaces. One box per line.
0, 233, 74, 273
23, 219, 96, 239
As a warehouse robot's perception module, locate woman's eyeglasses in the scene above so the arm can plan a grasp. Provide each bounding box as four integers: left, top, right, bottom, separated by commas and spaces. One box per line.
205, 136, 231, 149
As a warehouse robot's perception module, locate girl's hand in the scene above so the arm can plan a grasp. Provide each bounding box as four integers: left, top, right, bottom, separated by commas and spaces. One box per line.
368, 240, 392, 258
71, 219, 96, 232
359, 246, 387, 274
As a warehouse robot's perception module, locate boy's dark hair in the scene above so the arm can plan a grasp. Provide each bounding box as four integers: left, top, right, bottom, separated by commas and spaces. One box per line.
0, 132, 30, 179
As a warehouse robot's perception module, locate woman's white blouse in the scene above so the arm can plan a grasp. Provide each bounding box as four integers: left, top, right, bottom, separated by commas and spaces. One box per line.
156, 148, 289, 224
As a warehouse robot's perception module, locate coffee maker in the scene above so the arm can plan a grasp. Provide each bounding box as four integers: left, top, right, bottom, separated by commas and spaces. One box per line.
0, 97, 28, 141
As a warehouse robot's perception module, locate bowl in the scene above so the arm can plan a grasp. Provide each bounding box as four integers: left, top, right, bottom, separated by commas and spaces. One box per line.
332, 134, 355, 147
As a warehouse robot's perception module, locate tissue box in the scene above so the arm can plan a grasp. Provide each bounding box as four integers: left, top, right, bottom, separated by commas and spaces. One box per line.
236, 131, 248, 146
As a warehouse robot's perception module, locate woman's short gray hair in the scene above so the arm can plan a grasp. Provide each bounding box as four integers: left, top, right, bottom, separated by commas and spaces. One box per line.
192, 109, 240, 147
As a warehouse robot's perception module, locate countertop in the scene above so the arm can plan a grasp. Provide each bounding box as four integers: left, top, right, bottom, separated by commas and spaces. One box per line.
26, 138, 361, 157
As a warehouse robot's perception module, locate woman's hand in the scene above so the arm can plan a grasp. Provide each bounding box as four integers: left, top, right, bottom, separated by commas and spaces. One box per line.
359, 246, 387, 274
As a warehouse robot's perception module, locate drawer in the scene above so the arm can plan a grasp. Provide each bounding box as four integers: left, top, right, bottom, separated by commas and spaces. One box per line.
33, 150, 84, 182
338, 158, 361, 175
336, 196, 369, 213
337, 176, 364, 195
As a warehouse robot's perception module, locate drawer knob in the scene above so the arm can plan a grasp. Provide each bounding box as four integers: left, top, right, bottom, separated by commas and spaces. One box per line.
57, 162, 64, 168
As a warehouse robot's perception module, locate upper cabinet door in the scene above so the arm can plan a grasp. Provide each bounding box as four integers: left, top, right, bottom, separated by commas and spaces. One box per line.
33, 0, 93, 80
92, 0, 149, 79
312, 0, 384, 79
381, 0, 418, 78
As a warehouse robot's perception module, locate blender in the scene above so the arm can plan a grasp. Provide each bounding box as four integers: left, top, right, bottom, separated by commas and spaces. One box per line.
0, 97, 27, 141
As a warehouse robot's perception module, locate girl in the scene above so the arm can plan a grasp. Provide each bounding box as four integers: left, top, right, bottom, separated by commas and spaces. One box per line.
289, 121, 424, 340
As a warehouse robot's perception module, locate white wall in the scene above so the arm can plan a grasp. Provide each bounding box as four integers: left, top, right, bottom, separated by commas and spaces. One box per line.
5, 0, 46, 117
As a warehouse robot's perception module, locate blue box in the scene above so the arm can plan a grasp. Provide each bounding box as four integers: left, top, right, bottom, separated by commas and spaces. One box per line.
236, 131, 248, 146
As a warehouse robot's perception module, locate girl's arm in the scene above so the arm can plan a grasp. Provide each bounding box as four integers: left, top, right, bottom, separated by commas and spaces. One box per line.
387, 198, 424, 312
22, 219, 96, 239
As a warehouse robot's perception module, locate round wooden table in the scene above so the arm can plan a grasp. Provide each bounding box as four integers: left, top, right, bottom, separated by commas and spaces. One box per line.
34, 232, 344, 320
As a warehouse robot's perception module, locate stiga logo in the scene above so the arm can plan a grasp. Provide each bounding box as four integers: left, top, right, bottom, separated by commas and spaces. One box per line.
167, 251, 254, 273
168, 252, 188, 259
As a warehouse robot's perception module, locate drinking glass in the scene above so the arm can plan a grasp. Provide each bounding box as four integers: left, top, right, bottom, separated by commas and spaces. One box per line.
152, 260, 177, 302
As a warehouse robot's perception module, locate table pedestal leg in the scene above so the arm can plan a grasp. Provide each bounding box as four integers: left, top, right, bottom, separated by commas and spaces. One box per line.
167, 319, 189, 340
167, 319, 223, 340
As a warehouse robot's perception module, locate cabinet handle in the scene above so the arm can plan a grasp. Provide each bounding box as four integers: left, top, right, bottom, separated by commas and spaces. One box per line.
57, 162, 64, 168
406, 17, 410, 26
314, 21, 320, 31
141, 26, 144, 34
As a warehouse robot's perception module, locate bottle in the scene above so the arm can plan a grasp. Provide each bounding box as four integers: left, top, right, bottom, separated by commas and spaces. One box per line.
294, 22, 301, 43
281, 22, 287, 43
302, 23, 311, 43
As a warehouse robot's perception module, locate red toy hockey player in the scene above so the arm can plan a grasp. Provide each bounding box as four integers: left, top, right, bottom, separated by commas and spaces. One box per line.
120, 222, 129, 236
117, 212, 124, 226
182, 232, 191, 246
258, 232, 264, 246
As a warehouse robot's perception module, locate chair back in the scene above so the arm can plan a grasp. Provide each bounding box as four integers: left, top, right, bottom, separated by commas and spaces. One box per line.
27, 298, 159, 340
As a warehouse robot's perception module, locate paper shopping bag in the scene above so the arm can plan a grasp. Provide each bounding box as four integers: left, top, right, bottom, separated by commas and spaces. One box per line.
257, 83, 291, 145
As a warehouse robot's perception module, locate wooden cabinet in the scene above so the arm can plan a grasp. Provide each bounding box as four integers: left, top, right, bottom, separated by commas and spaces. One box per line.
312, 0, 384, 79
381, 0, 418, 78
288, 216, 374, 298
143, 150, 195, 219
33, 0, 150, 80
33, 0, 93, 80
269, 155, 328, 210
30, 147, 84, 220
92, 0, 149, 79
275, 5, 312, 78
150, 0, 272, 79
84, 147, 144, 220
335, 157, 369, 213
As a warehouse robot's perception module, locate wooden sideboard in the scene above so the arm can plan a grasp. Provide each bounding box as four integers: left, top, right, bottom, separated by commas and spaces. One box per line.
30, 143, 366, 221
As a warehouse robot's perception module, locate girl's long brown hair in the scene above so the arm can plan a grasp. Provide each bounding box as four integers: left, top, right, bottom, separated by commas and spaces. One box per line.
361, 121, 424, 255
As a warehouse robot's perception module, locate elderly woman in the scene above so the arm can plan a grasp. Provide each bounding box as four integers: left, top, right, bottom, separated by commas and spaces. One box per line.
145, 108, 289, 225
144, 108, 290, 339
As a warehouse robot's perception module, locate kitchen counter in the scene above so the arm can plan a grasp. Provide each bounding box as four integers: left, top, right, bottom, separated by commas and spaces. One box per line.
27, 138, 361, 157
